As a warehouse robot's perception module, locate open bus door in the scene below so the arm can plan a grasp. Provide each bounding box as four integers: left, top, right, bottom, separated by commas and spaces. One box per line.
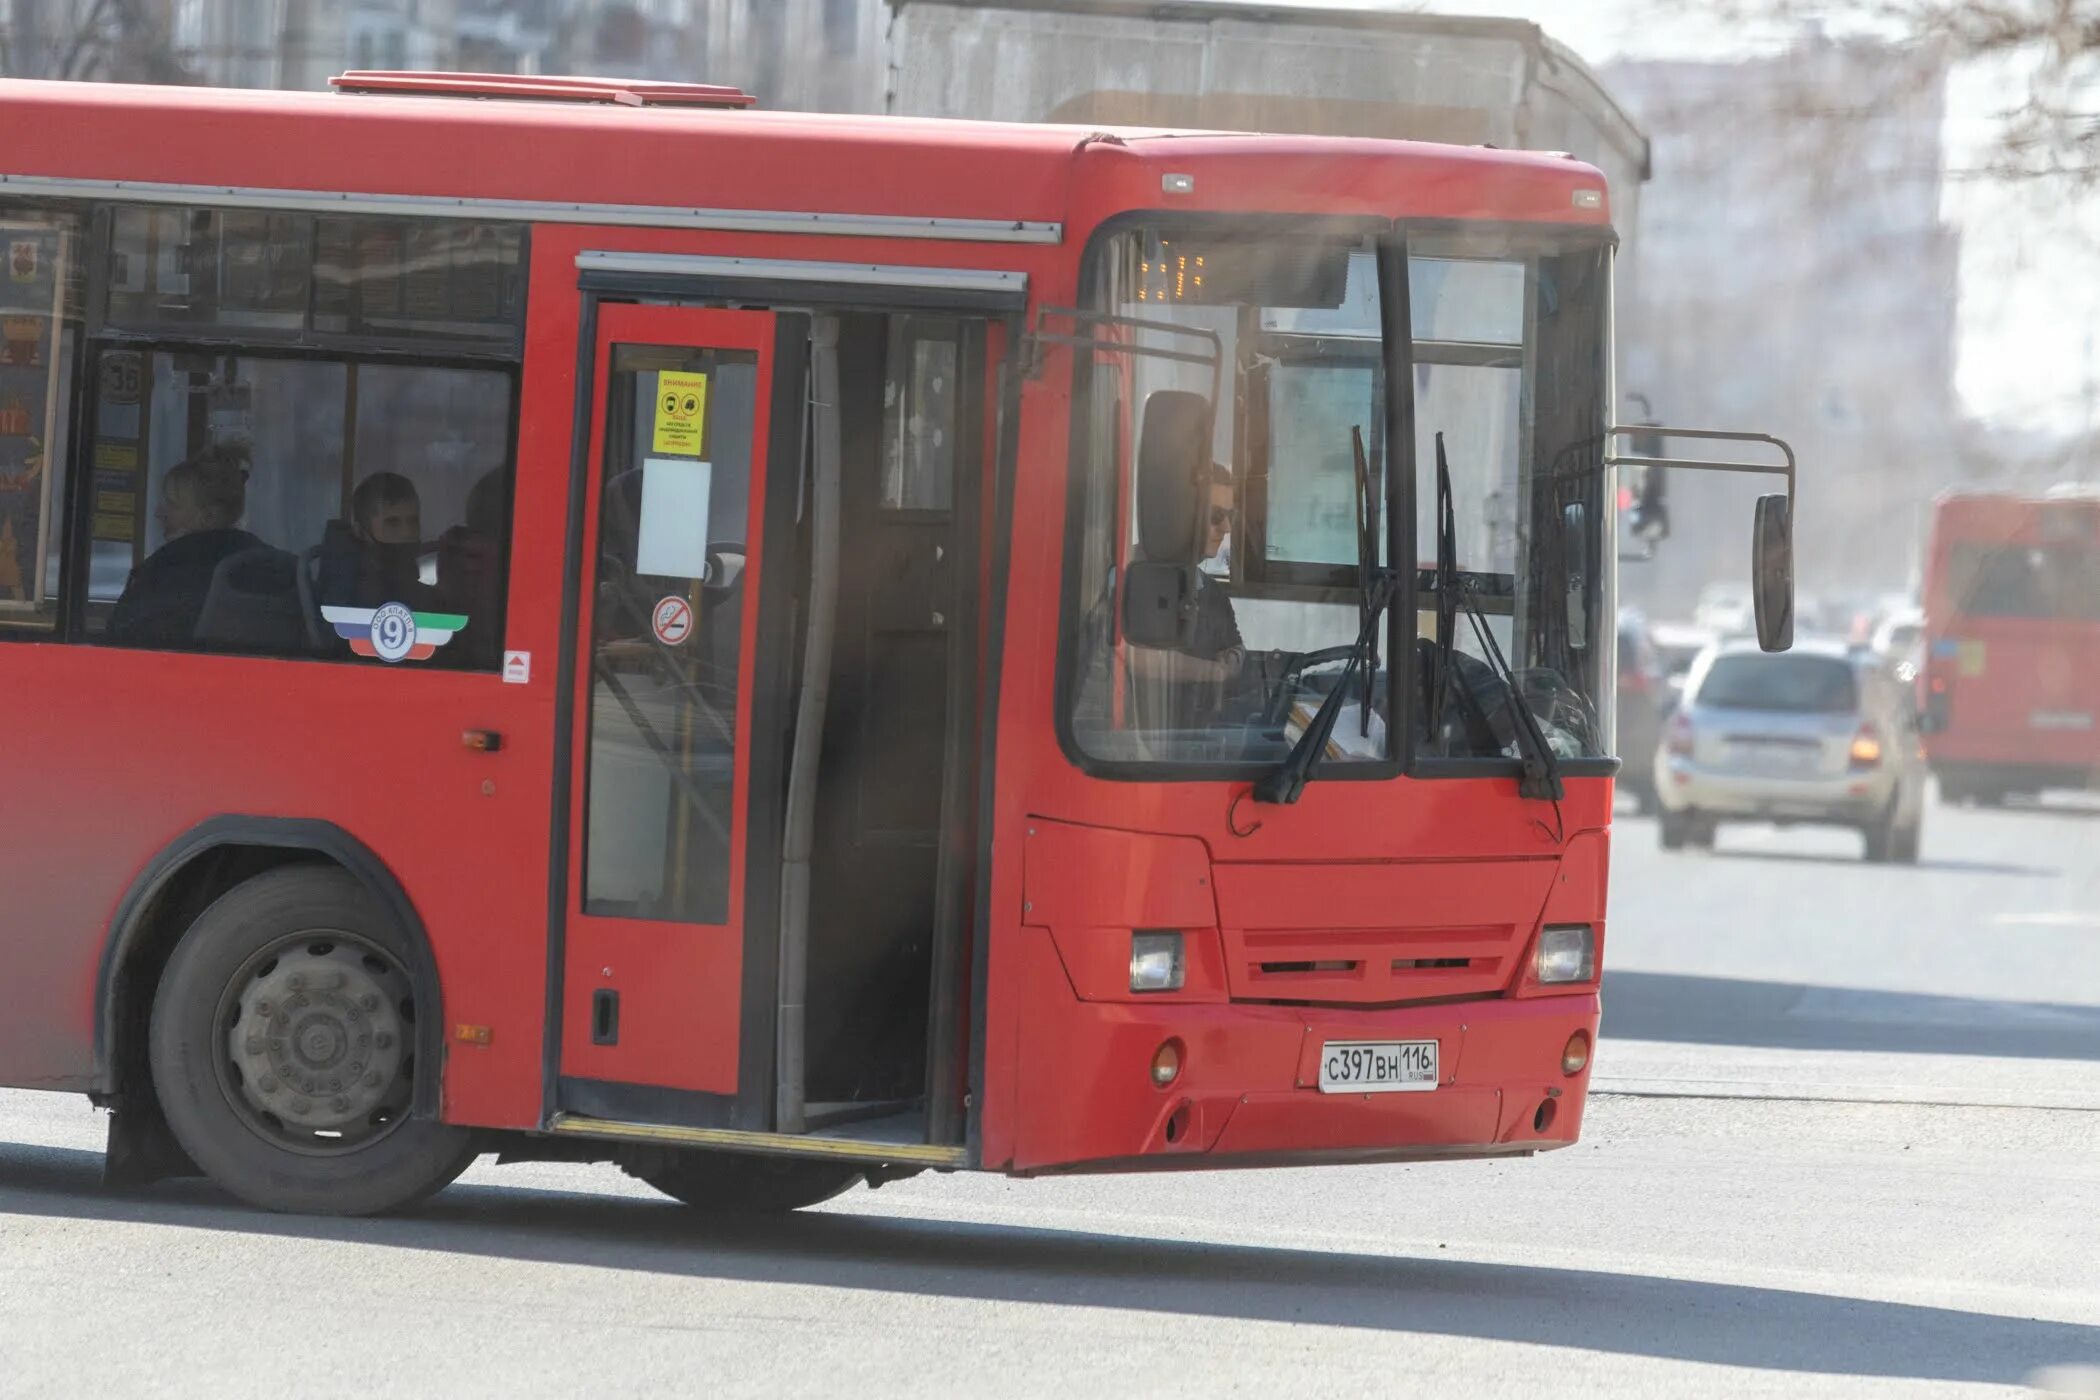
549, 295, 989, 1156
554, 304, 796, 1126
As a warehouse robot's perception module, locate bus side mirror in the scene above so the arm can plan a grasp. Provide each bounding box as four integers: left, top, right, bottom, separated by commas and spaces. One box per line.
1752, 494, 1794, 653
1135, 389, 1211, 565
1122, 561, 1201, 649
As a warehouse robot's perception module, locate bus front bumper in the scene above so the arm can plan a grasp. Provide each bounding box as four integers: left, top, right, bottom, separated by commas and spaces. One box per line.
1002, 934, 1597, 1175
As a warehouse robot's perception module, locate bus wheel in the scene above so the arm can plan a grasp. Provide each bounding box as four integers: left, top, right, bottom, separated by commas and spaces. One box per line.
148, 866, 475, 1216
626, 1149, 862, 1213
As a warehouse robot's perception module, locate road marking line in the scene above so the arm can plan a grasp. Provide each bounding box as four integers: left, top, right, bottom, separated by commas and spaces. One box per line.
1993, 911, 2100, 928
1593, 1082, 2100, 1112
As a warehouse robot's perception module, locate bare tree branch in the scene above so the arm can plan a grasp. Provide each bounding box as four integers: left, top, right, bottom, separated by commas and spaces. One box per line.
1695, 0, 2100, 183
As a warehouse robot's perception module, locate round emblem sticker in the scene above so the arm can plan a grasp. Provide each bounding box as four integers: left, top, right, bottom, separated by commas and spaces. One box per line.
652, 595, 694, 647
368, 601, 419, 663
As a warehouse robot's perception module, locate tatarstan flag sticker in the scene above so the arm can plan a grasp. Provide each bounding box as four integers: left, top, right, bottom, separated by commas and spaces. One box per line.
321, 602, 468, 663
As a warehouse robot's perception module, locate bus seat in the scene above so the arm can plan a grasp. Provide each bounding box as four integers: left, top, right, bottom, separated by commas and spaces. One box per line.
196, 546, 322, 654
1123, 389, 1214, 651
1135, 388, 1212, 564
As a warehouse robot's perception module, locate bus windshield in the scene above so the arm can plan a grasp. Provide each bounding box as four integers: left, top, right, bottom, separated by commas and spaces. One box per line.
1062, 222, 1614, 771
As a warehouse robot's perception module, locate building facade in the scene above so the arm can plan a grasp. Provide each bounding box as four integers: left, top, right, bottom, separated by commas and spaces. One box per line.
1606, 35, 1962, 608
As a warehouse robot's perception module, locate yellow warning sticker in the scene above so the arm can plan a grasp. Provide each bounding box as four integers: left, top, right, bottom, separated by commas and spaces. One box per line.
652, 371, 707, 456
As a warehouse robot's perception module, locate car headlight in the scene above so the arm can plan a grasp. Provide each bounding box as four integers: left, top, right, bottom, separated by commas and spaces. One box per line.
1129, 931, 1186, 993
1535, 924, 1596, 984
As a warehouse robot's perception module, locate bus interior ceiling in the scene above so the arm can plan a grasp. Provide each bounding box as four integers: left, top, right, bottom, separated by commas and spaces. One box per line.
795, 309, 977, 1129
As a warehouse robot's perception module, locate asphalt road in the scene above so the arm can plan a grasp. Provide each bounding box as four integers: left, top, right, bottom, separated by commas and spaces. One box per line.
2, 792, 2096, 1398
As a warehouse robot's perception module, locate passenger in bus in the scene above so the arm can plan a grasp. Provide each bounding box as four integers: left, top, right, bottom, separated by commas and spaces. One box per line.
435, 468, 508, 663
317, 471, 440, 611
108, 442, 264, 648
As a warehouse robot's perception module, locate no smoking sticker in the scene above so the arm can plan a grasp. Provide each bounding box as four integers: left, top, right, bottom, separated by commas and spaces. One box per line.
652, 594, 694, 647
652, 370, 708, 456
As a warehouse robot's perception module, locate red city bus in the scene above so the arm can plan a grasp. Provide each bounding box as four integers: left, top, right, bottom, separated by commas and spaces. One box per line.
0, 73, 1790, 1215
1921, 490, 2100, 803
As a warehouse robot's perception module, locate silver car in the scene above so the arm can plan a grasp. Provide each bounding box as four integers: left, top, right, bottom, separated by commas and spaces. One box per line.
1655, 638, 1927, 862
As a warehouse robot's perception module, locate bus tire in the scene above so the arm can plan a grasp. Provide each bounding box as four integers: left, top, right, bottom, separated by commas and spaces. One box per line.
626, 1149, 862, 1213
148, 865, 476, 1216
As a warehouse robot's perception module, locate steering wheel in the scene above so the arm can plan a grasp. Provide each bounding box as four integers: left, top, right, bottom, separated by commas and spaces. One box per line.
1513, 667, 1602, 756
1255, 644, 1365, 728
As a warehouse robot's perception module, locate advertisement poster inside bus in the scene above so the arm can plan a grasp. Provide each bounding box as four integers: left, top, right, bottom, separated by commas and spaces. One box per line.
0, 219, 66, 609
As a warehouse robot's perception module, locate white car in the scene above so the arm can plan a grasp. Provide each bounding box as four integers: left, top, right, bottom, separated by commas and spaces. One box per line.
1872, 606, 1924, 675
1693, 583, 1754, 637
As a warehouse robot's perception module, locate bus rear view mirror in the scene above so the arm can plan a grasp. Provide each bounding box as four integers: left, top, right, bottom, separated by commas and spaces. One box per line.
1136, 389, 1212, 565
1122, 561, 1201, 650
1752, 493, 1794, 653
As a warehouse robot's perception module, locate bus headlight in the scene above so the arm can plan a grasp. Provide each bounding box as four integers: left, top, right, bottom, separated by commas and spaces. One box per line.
1129, 931, 1186, 993
1535, 925, 1596, 984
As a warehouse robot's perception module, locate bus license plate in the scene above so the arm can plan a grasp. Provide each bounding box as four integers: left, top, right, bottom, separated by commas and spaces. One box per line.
1318, 1039, 1438, 1093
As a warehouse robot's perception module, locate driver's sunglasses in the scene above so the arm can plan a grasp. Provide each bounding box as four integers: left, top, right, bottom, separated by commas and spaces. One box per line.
1209, 505, 1233, 527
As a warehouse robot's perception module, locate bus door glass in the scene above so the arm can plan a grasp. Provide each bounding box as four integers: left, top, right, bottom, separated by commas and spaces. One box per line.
558, 304, 786, 1115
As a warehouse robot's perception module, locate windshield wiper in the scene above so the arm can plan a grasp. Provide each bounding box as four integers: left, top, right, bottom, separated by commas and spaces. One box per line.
1431, 432, 1566, 803
1254, 425, 1391, 805
1253, 567, 1395, 805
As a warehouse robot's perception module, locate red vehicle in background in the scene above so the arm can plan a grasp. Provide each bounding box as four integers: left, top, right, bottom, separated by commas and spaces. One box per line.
1921, 490, 2100, 804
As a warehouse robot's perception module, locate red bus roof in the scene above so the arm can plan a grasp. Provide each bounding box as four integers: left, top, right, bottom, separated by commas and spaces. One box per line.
1929, 491, 2100, 549
0, 77, 1616, 233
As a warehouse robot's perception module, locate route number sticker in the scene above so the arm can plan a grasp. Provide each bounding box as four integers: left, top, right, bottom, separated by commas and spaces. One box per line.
367, 602, 419, 663
652, 594, 694, 647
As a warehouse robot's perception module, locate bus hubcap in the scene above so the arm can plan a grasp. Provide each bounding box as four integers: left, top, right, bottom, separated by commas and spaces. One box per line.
222, 938, 412, 1152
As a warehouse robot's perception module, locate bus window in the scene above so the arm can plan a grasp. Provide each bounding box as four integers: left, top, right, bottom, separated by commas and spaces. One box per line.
1062, 224, 1614, 772
582, 343, 759, 925
107, 208, 523, 345
881, 316, 958, 511
1411, 236, 1612, 764
1951, 542, 2100, 622
0, 209, 83, 634
86, 348, 515, 666
1065, 227, 1390, 769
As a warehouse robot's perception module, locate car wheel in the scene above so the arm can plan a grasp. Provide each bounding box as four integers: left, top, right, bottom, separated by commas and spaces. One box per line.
1893, 811, 1923, 864
625, 1149, 862, 1213
1688, 816, 1718, 850
148, 865, 476, 1216
1863, 803, 1900, 863
1659, 810, 1689, 851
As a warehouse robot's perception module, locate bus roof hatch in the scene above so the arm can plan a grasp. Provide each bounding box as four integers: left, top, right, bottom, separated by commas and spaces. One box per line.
330, 71, 759, 109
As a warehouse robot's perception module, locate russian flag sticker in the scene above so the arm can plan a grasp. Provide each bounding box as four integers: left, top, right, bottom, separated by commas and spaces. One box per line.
322, 602, 468, 663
